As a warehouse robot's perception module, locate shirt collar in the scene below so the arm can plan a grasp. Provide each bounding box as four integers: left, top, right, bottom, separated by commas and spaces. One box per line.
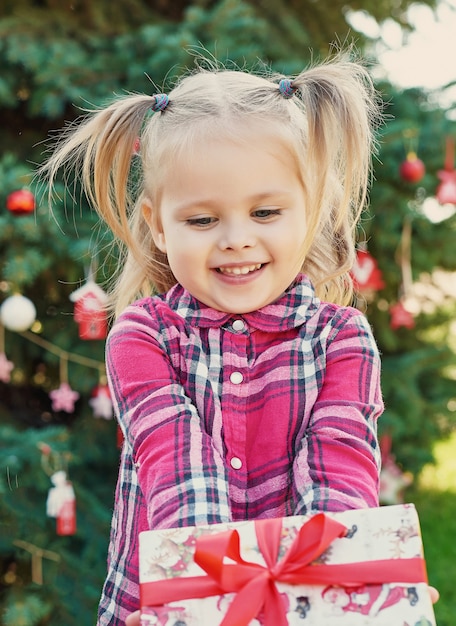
165, 274, 320, 332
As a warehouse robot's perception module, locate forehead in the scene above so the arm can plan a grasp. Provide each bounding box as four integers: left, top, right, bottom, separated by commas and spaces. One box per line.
164, 118, 299, 168
144, 116, 304, 206
171, 135, 300, 190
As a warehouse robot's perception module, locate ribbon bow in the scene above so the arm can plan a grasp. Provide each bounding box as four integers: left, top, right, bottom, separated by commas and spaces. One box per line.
141, 513, 427, 626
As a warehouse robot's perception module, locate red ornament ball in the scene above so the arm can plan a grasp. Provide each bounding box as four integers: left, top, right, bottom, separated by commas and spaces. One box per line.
6, 189, 36, 215
399, 152, 425, 183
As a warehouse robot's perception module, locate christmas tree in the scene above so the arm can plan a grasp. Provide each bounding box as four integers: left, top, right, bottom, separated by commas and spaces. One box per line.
1, 0, 453, 623
363, 80, 456, 473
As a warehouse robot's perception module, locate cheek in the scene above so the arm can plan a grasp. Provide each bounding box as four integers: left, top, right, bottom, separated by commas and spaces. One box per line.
170, 231, 210, 257
165, 242, 198, 276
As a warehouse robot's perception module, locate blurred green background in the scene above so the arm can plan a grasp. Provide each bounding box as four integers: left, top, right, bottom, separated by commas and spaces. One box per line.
0, 0, 455, 624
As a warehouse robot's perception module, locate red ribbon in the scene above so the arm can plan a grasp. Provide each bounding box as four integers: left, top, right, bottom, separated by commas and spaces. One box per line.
141, 513, 428, 626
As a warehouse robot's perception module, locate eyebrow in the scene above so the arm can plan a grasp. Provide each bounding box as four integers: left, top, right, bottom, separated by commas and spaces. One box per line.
172, 190, 293, 214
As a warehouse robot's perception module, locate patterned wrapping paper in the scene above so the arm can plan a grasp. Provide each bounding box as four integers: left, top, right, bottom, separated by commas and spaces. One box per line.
139, 504, 436, 626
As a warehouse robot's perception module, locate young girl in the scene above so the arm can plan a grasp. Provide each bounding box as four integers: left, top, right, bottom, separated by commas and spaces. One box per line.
43, 52, 384, 625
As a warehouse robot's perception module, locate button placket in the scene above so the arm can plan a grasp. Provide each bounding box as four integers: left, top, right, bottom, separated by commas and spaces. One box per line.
223, 328, 248, 478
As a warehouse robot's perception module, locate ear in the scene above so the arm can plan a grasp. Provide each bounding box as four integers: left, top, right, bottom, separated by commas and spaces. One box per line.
142, 199, 166, 253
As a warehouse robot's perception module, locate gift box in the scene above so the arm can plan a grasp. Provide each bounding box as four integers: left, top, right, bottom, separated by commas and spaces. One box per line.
139, 504, 436, 625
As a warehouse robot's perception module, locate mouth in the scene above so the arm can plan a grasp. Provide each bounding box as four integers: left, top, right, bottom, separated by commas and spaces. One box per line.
216, 263, 263, 276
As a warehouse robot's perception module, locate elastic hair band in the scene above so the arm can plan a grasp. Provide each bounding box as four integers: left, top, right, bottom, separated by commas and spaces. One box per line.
278, 78, 296, 99
151, 94, 169, 112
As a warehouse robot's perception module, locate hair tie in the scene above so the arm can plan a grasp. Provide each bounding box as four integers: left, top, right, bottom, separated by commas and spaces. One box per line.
151, 93, 169, 112
278, 78, 296, 99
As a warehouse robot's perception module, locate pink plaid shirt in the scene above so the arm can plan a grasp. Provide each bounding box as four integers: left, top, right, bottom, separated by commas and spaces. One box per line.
97, 274, 383, 624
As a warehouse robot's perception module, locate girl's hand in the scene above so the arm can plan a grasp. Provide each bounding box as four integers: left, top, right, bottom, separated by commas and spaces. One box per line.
124, 587, 439, 624
126, 610, 140, 626
430, 586, 440, 603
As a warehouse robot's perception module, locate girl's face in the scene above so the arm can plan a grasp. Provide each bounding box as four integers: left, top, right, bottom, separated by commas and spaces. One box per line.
145, 134, 308, 313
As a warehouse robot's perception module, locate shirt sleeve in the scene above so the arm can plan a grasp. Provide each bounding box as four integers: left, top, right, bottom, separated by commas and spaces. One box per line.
291, 312, 383, 514
106, 304, 231, 529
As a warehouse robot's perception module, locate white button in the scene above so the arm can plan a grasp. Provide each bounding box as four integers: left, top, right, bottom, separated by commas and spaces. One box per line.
230, 371, 243, 384
230, 457, 243, 470
232, 319, 245, 331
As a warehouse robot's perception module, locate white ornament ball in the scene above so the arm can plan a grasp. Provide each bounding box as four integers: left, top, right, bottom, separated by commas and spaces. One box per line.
0, 294, 37, 331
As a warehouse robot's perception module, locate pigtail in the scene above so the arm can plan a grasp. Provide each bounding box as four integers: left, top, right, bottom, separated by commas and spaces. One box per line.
291, 54, 381, 304
41, 94, 168, 314
43, 95, 155, 239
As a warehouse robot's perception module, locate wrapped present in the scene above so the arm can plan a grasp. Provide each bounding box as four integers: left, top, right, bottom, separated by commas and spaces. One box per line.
139, 504, 436, 625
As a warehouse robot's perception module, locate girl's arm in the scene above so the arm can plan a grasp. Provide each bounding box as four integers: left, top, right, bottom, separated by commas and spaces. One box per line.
106, 305, 231, 528
292, 313, 383, 514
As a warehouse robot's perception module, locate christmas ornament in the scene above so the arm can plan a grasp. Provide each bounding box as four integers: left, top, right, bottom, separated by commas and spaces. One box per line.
70, 280, 108, 340
6, 188, 36, 215
351, 249, 385, 293
436, 136, 456, 205
89, 383, 113, 419
49, 382, 80, 413
46, 470, 77, 536
399, 152, 425, 183
389, 301, 415, 330
0, 294, 37, 331
0, 352, 14, 383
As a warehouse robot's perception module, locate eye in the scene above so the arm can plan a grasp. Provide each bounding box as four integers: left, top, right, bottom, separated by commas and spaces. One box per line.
252, 208, 281, 219
186, 216, 217, 227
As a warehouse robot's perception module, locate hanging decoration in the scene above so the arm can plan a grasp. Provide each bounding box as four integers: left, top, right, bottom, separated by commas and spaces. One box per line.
6, 188, 36, 216
49, 382, 80, 413
46, 470, 77, 536
436, 136, 456, 205
49, 354, 80, 413
390, 300, 415, 330
390, 217, 416, 330
399, 130, 425, 184
70, 280, 108, 340
0, 293, 36, 332
39, 442, 77, 536
399, 152, 425, 183
0, 324, 14, 383
89, 381, 113, 420
351, 248, 385, 294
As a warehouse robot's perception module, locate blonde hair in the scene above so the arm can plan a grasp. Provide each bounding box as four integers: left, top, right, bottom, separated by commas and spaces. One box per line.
41, 51, 381, 318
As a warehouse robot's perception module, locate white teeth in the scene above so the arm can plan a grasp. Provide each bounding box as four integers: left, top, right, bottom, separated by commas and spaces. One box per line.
219, 264, 262, 275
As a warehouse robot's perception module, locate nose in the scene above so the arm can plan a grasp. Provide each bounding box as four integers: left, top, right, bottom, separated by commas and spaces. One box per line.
217, 218, 256, 251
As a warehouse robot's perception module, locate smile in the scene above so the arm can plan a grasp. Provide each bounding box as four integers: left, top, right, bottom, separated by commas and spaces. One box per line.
217, 264, 263, 275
